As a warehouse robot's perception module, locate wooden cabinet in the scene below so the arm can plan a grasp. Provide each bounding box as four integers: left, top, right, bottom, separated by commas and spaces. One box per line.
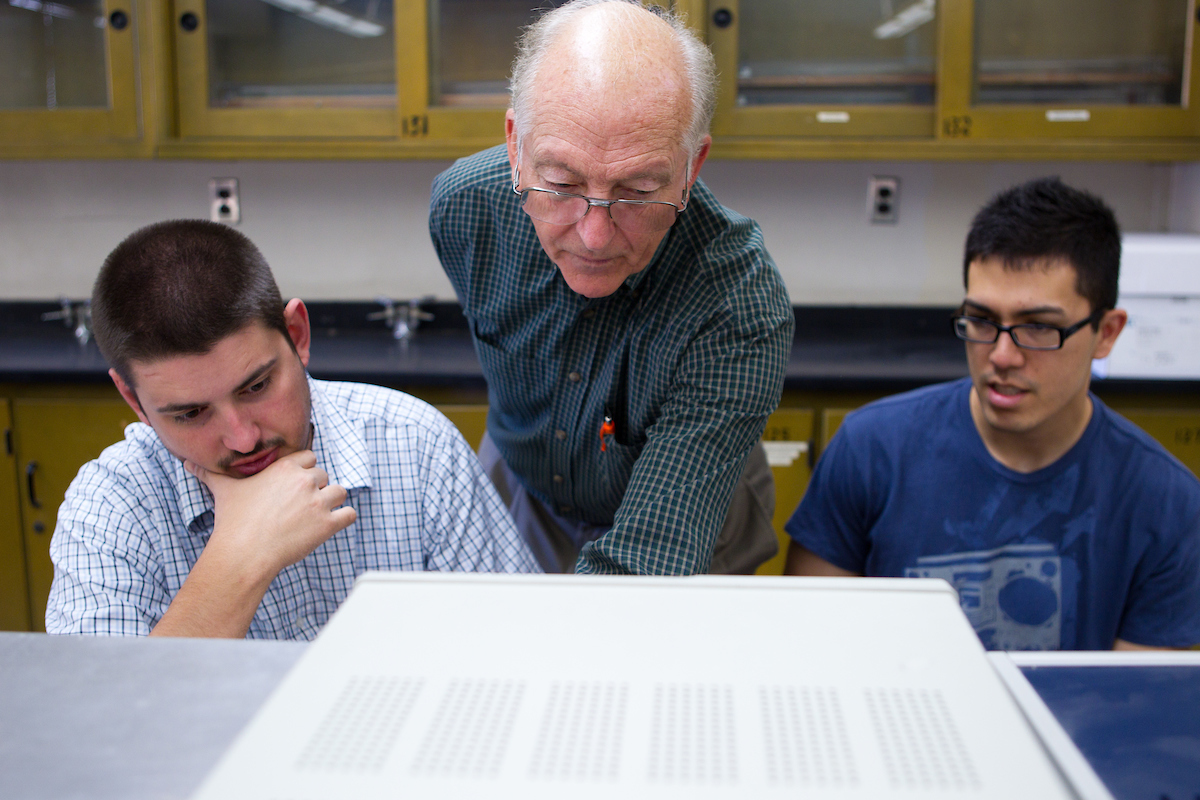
703, 0, 1200, 158
755, 407, 814, 576
436, 404, 489, 451
9, 396, 137, 632
4, 0, 1197, 158
1116, 409, 1200, 476
0, 400, 30, 631
708, 0, 937, 139
938, 0, 1200, 141
0, 0, 166, 157
172, 0, 399, 139
397, 0, 543, 144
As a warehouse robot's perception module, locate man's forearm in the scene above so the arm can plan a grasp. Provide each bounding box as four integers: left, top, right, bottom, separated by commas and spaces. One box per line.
149, 540, 275, 638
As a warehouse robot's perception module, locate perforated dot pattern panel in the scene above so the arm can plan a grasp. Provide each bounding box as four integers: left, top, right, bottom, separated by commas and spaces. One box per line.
409, 679, 525, 778
647, 683, 738, 785
295, 676, 424, 773
760, 685, 859, 787
865, 687, 982, 791
527, 681, 629, 781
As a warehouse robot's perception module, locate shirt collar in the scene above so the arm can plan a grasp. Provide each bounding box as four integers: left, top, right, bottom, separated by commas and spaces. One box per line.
176, 376, 373, 528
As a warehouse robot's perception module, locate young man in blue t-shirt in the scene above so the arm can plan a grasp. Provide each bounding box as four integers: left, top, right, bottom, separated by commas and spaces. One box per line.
784, 177, 1200, 651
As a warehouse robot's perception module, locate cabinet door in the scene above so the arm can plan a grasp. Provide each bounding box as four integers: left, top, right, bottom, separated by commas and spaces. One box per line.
397, 0, 680, 143
755, 408, 814, 576
0, 0, 140, 145
173, 0, 398, 138
938, 0, 1200, 139
0, 400, 30, 632
820, 408, 853, 453
436, 404, 489, 451
706, 0, 937, 138
1119, 410, 1200, 479
12, 398, 136, 632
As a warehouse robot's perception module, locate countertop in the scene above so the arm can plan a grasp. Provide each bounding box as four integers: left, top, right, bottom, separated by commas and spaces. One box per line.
0, 632, 306, 800
2, 301, 1195, 394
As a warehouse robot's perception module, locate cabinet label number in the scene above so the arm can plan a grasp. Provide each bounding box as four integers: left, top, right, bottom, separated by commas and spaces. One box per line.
1174, 427, 1200, 446
763, 426, 797, 441
942, 115, 972, 138
403, 115, 429, 137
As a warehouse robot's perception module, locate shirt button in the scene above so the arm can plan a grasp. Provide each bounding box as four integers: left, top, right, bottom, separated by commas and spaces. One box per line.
568, 371, 581, 383
581, 309, 596, 319
553, 474, 563, 483
555, 430, 567, 441
559, 505, 573, 514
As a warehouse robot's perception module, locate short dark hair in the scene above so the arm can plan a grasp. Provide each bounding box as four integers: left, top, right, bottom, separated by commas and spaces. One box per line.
963, 177, 1121, 322
92, 219, 289, 386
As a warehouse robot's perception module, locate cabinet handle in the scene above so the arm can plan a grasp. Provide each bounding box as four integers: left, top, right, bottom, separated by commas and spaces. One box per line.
712, 8, 733, 28
180, 12, 199, 32
109, 10, 129, 30
25, 461, 41, 509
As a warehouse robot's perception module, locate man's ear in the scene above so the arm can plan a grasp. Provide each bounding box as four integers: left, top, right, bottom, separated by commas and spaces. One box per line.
688, 135, 711, 187
1092, 308, 1128, 360
110, 368, 151, 427
283, 298, 312, 367
505, 109, 519, 176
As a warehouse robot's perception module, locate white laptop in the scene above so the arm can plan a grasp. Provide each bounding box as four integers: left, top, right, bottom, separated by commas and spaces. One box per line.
192, 573, 1090, 799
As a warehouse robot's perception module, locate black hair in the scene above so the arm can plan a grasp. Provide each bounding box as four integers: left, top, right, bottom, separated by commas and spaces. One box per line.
964, 177, 1121, 324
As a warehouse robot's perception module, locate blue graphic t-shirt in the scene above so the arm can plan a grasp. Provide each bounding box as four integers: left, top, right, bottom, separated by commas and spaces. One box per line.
786, 378, 1200, 650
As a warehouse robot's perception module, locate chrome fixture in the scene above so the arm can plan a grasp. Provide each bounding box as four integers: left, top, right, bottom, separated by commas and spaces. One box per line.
368, 296, 434, 341
41, 298, 92, 347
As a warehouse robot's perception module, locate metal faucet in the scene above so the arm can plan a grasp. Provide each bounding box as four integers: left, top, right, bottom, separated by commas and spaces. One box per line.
368, 296, 435, 341
41, 298, 92, 347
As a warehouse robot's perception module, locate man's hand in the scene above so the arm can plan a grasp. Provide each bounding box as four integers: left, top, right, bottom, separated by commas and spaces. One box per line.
189, 450, 357, 578
150, 450, 357, 638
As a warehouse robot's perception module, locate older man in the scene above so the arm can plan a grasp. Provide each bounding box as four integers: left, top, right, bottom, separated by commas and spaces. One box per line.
429, 0, 792, 574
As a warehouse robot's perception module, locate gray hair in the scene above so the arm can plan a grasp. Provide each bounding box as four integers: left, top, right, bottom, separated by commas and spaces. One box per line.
509, 0, 717, 158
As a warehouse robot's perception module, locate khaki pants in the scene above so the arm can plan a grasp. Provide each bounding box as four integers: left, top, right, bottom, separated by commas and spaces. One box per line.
479, 433, 778, 574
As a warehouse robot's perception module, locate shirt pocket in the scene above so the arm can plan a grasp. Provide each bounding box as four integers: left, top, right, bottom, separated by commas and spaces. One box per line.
595, 438, 641, 517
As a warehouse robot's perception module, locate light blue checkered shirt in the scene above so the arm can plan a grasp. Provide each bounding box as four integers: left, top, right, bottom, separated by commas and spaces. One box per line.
46, 378, 538, 639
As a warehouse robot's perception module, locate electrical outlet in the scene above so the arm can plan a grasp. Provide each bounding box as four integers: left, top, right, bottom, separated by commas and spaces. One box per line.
868, 176, 899, 224
209, 177, 240, 224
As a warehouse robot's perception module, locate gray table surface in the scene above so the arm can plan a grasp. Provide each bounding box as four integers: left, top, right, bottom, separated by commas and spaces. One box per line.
0, 632, 306, 800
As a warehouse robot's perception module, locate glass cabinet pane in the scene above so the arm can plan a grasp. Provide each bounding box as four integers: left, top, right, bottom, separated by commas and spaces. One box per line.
204, 0, 395, 109
974, 0, 1190, 106
736, 0, 937, 106
428, 0, 564, 108
0, 0, 109, 110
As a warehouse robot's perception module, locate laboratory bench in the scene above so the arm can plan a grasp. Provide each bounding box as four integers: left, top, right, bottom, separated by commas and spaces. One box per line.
2, 301, 1199, 631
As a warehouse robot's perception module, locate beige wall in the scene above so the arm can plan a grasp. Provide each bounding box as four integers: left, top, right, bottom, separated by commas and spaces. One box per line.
0, 158, 1188, 305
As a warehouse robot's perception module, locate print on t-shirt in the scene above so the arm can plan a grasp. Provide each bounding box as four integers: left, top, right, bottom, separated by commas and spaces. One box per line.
905, 543, 1066, 650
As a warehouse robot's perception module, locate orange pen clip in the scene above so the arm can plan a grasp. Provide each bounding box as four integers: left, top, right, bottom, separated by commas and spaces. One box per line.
599, 414, 615, 452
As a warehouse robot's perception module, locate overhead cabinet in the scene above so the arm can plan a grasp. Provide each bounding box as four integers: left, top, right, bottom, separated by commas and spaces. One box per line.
173, 0, 400, 138
707, 0, 1200, 149
1, 0, 1198, 158
938, 0, 1200, 139
0, 0, 144, 151
708, 0, 938, 138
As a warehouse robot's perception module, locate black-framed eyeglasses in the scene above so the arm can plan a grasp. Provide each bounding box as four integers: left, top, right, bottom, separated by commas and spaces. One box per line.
511, 165, 688, 234
951, 309, 1104, 351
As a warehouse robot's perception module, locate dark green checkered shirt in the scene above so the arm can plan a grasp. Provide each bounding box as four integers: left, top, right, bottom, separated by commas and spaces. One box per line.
430, 145, 793, 574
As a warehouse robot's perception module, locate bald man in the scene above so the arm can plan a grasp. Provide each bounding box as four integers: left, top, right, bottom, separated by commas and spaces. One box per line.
429, 0, 792, 575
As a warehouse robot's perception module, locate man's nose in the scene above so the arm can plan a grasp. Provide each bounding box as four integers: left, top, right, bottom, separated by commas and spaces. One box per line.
221, 408, 261, 453
576, 201, 618, 251
989, 329, 1027, 369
